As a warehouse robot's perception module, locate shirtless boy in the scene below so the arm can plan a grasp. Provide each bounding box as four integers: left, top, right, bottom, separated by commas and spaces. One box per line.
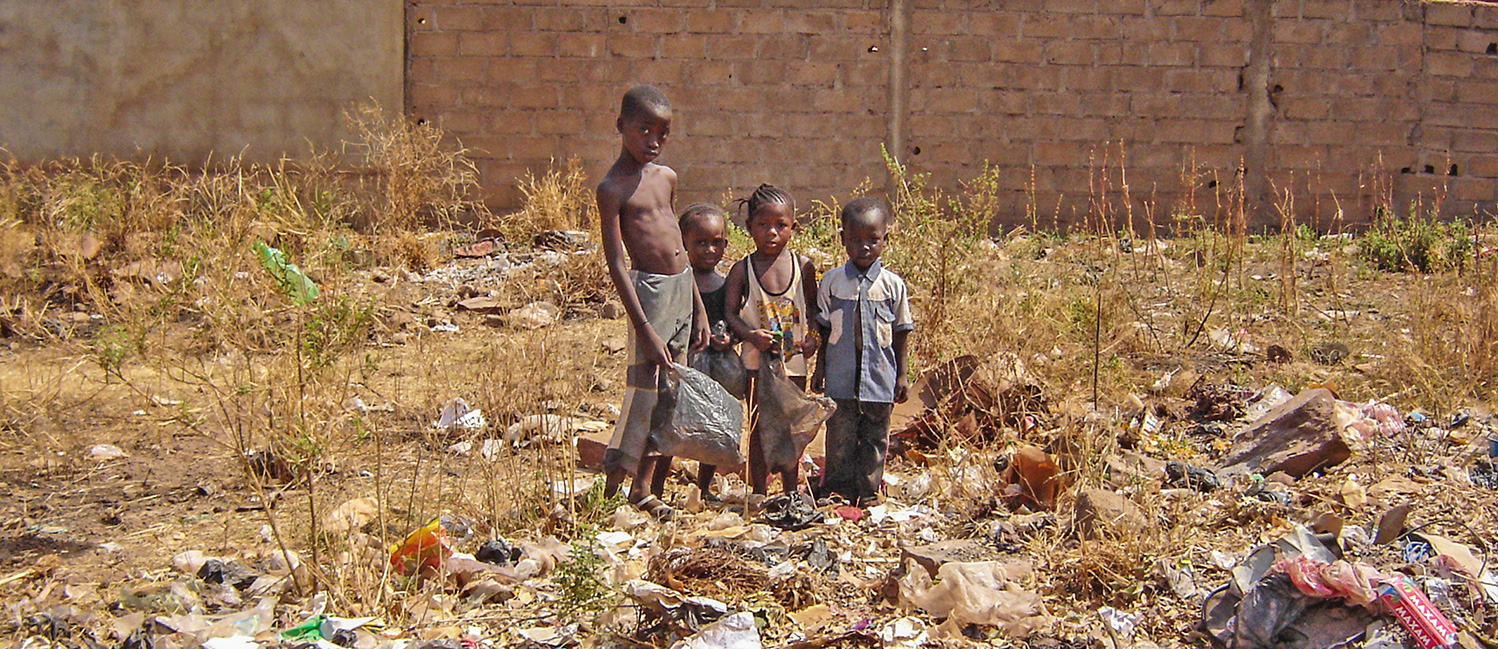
597, 85, 709, 519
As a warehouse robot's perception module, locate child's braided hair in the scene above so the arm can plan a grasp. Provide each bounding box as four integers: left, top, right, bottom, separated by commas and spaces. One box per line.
737, 183, 794, 225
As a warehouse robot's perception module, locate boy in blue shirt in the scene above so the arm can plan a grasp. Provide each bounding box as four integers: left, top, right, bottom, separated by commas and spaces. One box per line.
810, 197, 914, 505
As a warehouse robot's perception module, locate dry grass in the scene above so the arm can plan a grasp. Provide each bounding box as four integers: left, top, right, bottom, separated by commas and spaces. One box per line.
3, 117, 1498, 639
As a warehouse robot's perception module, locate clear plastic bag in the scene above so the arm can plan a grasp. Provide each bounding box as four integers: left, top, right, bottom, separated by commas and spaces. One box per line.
690, 348, 748, 399
649, 364, 745, 467
755, 352, 836, 474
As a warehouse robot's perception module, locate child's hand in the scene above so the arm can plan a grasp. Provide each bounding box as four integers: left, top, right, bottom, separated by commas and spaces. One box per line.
639, 325, 674, 370
800, 332, 819, 356
709, 332, 733, 351
809, 368, 825, 393
690, 319, 710, 354
746, 329, 775, 351
894, 376, 910, 403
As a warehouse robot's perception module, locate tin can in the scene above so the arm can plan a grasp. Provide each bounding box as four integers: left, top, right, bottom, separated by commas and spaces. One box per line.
1375, 576, 1459, 649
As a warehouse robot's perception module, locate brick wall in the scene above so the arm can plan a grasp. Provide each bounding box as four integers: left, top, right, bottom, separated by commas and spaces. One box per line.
406, 0, 1498, 229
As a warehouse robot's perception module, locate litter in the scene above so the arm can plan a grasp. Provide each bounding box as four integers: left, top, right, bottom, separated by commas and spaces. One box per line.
669, 611, 761, 649
759, 492, 822, 530
896, 560, 1050, 638
390, 518, 454, 576
252, 242, 318, 304
87, 444, 127, 460
434, 398, 486, 430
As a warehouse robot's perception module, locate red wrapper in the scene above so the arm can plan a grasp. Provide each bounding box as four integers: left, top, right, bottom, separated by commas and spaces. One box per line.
1375, 576, 1458, 649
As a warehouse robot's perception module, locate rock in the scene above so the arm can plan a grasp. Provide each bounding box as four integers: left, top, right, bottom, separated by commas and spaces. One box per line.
111, 259, 183, 287
576, 427, 613, 470
599, 300, 624, 320
1073, 488, 1148, 540
506, 301, 560, 329
457, 296, 505, 314
1218, 388, 1352, 479
484, 314, 505, 328
323, 497, 379, 535
1105, 452, 1166, 488
901, 539, 992, 577
601, 336, 627, 354
59, 234, 102, 260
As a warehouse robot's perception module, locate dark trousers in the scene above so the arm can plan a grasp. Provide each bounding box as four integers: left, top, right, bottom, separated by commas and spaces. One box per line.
818, 399, 892, 502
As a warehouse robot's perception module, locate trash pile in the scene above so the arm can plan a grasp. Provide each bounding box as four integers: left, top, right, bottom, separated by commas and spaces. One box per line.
11, 352, 1498, 649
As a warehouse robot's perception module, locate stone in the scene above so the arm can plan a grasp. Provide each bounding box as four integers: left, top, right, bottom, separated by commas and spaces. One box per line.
575, 427, 613, 470
457, 296, 505, 314
1218, 388, 1351, 479
1104, 452, 1166, 488
506, 301, 559, 329
1073, 488, 1148, 540
901, 539, 992, 577
599, 300, 624, 319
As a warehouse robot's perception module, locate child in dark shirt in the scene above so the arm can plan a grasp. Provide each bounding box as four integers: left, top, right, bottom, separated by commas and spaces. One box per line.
680, 203, 734, 500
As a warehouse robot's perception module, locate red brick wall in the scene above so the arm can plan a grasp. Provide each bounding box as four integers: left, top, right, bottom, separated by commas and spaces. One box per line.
407, 0, 1498, 229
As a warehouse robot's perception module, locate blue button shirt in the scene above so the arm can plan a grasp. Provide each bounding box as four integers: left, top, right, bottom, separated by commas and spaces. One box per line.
814, 261, 914, 403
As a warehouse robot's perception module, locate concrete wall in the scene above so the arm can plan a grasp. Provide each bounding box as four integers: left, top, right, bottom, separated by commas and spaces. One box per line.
407, 0, 1498, 229
0, 1, 403, 164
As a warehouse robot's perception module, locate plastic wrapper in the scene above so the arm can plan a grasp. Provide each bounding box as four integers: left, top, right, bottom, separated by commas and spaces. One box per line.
754, 353, 835, 474
1269, 556, 1380, 607
650, 364, 745, 467
690, 348, 748, 399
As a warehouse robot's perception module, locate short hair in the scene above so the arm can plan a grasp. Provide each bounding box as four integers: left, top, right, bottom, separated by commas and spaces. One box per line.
738, 184, 795, 224
620, 85, 670, 121
840, 196, 891, 229
679, 203, 728, 234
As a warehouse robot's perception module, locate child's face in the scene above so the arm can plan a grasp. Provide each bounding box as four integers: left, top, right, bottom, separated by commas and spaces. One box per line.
841, 216, 887, 270
747, 201, 797, 256
616, 105, 671, 165
683, 217, 728, 272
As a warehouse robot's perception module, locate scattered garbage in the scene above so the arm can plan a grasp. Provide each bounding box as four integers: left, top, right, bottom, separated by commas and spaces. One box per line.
252, 242, 318, 304
1163, 461, 1219, 492
758, 492, 822, 530
897, 560, 1050, 638
87, 444, 127, 461
434, 397, 486, 430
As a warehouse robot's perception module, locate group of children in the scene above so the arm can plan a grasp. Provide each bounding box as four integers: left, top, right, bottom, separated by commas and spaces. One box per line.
596, 85, 913, 519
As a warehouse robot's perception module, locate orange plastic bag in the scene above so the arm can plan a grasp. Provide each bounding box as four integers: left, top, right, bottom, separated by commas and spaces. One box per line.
390, 518, 453, 575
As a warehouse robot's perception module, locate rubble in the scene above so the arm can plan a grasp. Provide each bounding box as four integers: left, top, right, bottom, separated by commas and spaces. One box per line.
1218, 388, 1354, 478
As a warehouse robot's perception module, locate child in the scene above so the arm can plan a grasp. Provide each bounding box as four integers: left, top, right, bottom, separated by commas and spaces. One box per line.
724, 184, 820, 496
597, 85, 709, 519
811, 197, 913, 506
680, 203, 734, 500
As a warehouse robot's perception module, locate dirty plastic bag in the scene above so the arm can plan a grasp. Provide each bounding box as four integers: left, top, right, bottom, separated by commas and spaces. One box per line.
650, 364, 745, 467
755, 352, 835, 474
252, 242, 318, 305
690, 348, 748, 399
897, 560, 1050, 638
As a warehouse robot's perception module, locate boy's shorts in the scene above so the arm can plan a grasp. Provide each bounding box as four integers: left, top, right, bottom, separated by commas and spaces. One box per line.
602, 268, 694, 476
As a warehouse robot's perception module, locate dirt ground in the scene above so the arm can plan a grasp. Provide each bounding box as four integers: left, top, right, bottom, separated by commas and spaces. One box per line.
3, 231, 1498, 649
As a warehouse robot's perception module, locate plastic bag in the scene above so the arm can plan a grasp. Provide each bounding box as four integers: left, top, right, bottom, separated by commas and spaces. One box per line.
690, 348, 748, 399
755, 352, 835, 474
252, 242, 319, 305
650, 364, 745, 467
